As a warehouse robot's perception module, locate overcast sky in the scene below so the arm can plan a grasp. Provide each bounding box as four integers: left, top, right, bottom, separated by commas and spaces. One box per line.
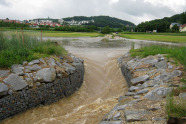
0, 0, 186, 25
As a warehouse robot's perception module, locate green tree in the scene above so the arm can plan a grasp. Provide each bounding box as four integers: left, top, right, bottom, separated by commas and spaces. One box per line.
123, 26, 127, 31
181, 12, 186, 24
101, 26, 111, 34
172, 25, 179, 32
117, 28, 122, 32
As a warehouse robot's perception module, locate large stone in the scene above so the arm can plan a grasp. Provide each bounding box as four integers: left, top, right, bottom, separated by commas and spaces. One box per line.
11, 64, 23, 69
99, 121, 122, 124
179, 93, 186, 100
124, 109, 149, 122
3, 74, 28, 91
155, 61, 167, 69
136, 88, 149, 95
131, 75, 150, 85
11, 67, 24, 76
25, 65, 41, 71
63, 62, 76, 74
0, 70, 10, 77
28, 59, 40, 65
25, 78, 34, 87
128, 86, 140, 92
48, 58, 56, 67
154, 74, 171, 83
34, 68, 56, 83
144, 87, 171, 101
171, 70, 182, 77
0, 83, 8, 97
143, 57, 158, 65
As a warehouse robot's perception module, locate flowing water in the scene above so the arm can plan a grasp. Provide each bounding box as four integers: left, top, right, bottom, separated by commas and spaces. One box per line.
2, 37, 181, 124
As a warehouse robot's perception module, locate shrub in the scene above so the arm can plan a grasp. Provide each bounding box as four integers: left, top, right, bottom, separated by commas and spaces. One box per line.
0, 32, 67, 68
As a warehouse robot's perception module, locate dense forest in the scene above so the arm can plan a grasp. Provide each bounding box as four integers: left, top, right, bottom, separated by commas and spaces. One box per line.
63, 16, 135, 28
136, 12, 186, 32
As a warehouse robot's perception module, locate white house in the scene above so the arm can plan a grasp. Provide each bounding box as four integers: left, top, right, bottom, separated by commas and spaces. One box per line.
180, 24, 186, 32
170, 23, 180, 29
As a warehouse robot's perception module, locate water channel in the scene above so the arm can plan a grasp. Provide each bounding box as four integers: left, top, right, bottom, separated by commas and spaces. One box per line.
2, 37, 181, 124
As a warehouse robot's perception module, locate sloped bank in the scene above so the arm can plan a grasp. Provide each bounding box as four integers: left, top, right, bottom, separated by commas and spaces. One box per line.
100, 53, 184, 124
0, 55, 84, 121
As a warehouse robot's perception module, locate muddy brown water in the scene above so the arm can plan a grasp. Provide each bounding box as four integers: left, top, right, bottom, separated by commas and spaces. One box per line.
1, 37, 181, 124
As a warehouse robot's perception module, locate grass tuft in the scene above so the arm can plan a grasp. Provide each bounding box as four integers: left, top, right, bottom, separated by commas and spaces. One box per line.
0, 32, 67, 68
130, 45, 186, 68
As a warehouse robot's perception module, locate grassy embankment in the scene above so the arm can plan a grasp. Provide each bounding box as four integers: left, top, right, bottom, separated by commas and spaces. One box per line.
130, 45, 186, 119
0, 32, 67, 68
119, 32, 186, 43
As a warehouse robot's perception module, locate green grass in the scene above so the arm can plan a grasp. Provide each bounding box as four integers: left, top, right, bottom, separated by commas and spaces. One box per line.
130, 45, 186, 68
0, 32, 67, 68
1, 28, 103, 37
43, 32, 102, 37
166, 80, 186, 119
166, 92, 186, 118
120, 32, 186, 36
119, 33, 186, 43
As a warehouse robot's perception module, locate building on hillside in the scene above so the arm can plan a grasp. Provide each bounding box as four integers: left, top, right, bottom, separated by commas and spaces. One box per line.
62, 19, 94, 25
153, 30, 157, 33
170, 23, 180, 29
31, 17, 59, 23
180, 24, 186, 32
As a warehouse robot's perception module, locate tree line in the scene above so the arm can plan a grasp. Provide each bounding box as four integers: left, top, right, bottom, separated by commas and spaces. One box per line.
136, 12, 186, 32
63, 16, 135, 28
0, 21, 29, 29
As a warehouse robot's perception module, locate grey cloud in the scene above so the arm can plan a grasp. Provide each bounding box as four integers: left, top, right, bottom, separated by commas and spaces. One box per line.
112, 0, 174, 18
0, 0, 186, 24
0, 0, 9, 6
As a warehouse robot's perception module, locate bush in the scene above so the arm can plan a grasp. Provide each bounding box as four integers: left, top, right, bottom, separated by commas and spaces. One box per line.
0, 32, 67, 68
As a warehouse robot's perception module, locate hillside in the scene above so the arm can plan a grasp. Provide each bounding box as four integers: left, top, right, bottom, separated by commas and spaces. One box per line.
62, 16, 135, 28
136, 12, 186, 32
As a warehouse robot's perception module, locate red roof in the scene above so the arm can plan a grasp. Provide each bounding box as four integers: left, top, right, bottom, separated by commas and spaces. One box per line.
181, 24, 186, 28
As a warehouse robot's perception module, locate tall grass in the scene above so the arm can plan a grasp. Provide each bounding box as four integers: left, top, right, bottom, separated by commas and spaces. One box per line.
130, 45, 186, 68
119, 33, 186, 43
166, 89, 186, 118
0, 32, 67, 68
